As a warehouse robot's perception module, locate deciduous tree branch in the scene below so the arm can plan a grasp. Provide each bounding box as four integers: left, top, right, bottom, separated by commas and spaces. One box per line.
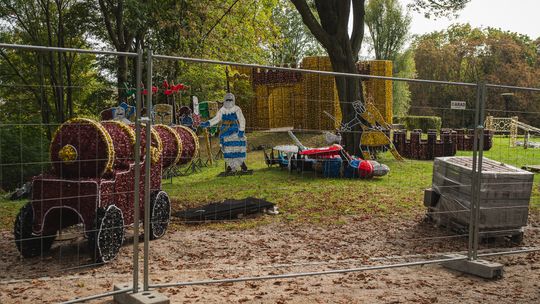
350, 0, 365, 57
290, 0, 332, 50
98, 0, 120, 48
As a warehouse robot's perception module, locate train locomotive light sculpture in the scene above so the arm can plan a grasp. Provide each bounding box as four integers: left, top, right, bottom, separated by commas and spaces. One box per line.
264, 131, 389, 179
14, 118, 198, 263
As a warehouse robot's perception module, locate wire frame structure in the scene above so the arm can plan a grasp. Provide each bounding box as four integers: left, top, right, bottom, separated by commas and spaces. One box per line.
0, 42, 539, 303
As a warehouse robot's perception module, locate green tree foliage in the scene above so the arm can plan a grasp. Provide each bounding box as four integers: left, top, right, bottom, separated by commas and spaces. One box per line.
408, 0, 469, 18
0, 0, 114, 189
268, 0, 325, 65
290, 0, 467, 154
364, 0, 414, 118
393, 49, 416, 116
411, 24, 540, 127
92, 0, 279, 104
0, 0, 280, 190
0, 0, 107, 125
365, 0, 411, 61
147, 0, 279, 113
0, 124, 49, 191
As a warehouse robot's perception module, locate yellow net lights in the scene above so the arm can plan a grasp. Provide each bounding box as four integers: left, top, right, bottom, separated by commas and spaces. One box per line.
175, 125, 200, 159
243, 57, 392, 131
50, 117, 116, 174
58, 144, 78, 164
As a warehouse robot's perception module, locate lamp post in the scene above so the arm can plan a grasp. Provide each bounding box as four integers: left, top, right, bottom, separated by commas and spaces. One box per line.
501, 93, 514, 117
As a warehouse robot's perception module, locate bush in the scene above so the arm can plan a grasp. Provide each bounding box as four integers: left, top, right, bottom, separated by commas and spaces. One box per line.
0, 126, 50, 191
394, 116, 442, 132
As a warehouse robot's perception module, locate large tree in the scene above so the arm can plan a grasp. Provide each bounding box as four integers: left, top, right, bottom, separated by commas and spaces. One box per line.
269, 0, 324, 66
94, 0, 151, 94
0, 0, 97, 125
93, 0, 278, 102
290, 0, 469, 154
290, 0, 366, 154
365, 0, 414, 117
365, 0, 411, 61
0, 0, 108, 190
411, 24, 540, 126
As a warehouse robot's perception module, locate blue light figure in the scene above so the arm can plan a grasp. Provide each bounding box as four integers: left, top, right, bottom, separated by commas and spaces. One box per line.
200, 93, 248, 172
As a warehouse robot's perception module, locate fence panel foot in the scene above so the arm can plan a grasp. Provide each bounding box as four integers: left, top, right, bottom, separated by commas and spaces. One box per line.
442, 254, 503, 279
113, 283, 170, 304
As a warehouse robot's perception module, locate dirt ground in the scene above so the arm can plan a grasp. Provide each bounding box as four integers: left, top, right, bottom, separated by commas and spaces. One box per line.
1, 214, 539, 304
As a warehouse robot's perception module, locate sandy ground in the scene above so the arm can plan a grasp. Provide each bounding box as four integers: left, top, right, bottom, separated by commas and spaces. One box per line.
1, 215, 539, 303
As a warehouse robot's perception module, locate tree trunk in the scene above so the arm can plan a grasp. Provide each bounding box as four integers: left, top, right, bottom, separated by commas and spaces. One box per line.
38, 54, 53, 139
290, 0, 366, 156
118, 55, 129, 95
97, 0, 136, 103
56, 0, 66, 122
42, 0, 64, 123
65, 56, 74, 118
327, 48, 364, 156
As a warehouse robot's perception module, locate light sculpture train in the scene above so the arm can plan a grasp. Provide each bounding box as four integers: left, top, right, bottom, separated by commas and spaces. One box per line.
14, 118, 198, 262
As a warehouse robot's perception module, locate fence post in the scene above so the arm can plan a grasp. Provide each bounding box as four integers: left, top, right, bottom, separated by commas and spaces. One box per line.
468, 82, 486, 260
144, 48, 153, 291
468, 82, 480, 260
473, 83, 487, 259
132, 47, 143, 293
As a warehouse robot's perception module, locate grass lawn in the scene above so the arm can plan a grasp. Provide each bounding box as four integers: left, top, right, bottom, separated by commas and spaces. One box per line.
1, 133, 538, 231
163, 133, 540, 229
0, 197, 24, 231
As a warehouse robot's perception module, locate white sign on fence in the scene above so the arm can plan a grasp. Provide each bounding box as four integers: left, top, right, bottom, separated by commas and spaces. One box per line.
451, 100, 467, 110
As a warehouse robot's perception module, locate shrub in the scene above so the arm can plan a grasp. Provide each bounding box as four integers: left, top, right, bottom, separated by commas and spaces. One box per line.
0, 126, 50, 191
394, 116, 442, 132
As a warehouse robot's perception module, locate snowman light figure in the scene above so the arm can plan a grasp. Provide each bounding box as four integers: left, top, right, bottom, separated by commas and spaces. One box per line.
200, 93, 248, 172
113, 106, 131, 124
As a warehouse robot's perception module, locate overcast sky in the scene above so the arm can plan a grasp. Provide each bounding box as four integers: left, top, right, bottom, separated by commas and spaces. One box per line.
402, 0, 540, 39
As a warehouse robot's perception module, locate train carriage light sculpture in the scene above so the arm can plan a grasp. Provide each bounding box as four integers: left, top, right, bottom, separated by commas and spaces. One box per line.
14, 118, 198, 263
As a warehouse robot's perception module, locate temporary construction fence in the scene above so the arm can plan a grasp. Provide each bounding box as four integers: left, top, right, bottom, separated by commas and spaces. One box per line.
0, 44, 144, 302
0, 43, 538, 303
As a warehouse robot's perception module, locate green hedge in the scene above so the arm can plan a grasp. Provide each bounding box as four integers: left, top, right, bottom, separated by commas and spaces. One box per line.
394, 116, 442, 132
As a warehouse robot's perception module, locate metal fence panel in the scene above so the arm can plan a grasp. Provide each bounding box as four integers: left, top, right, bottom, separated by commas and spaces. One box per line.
0, 44, 141, 303
0, 43, 538, 303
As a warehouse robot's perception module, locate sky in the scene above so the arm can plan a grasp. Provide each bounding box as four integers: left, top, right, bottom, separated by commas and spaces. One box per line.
402, 0, 540, 38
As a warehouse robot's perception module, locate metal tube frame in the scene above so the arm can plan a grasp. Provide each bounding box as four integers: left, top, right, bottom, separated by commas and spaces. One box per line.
486, 83, 540, 92
143, 48, 154, 291
468, 83, 479, 259
60, 287, 134, 304
0, 44, 141, 304
0, 43, 138, 57
132, 48, 143, 293
1, 42, 539, 302
473, 83, 487, 259
148, 246, 540, 290
150, 256, 470, 289
468, 82, 481, 260
152, 54, 478, 87
468, 82, 487, 260
144, 52, 540, 291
